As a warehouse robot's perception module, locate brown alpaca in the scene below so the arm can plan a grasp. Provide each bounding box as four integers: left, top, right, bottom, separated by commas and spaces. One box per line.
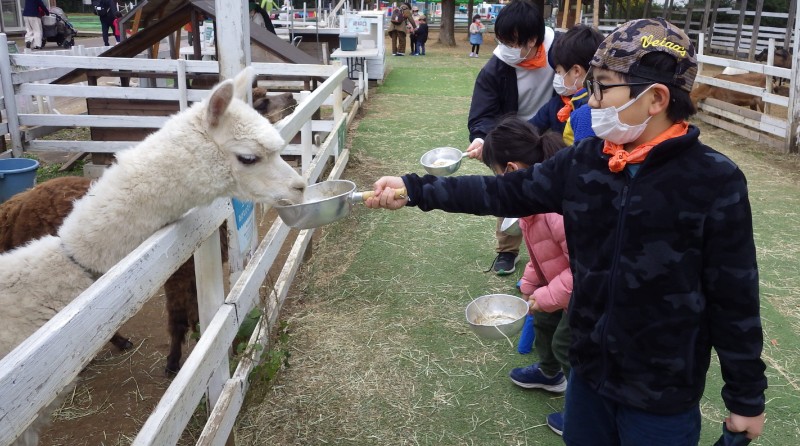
0, 177, 133, 352
0, 176, 214, 375
252, 89, 297, 123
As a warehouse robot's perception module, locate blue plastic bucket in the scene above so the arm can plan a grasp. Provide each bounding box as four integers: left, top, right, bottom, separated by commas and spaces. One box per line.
0, 158, 39, 203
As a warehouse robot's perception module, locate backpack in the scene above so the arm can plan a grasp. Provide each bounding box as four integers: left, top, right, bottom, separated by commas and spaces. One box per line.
92, 0, 111, 17
390, 7, 404, 25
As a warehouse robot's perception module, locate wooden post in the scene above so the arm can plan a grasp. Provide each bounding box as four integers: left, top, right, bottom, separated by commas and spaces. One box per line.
625, 0, 631, 21
786, 2, 800, 153
785, 0, 797, 52
194, 229, 228, 413
748, 0, 764, 61
701, 0, 712, 51
561, 0, 571, 29
644, 0, 652, 18
299, 90, 312, 174
663, 0, 673, 20
593, 0, 600, 28
684, 0, 694, 35
0, 34, 22, 156
707, 0, 721, 53
732, 0, 746, 59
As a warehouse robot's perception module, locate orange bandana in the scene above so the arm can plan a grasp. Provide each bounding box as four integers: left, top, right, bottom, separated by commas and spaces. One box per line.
602, 121, 689, 173
517, 44, 547, 70
556, 95, 572, 123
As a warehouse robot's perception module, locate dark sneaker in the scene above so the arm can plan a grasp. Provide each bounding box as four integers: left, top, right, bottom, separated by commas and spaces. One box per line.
492, 252, 519, 275
25, 41, 31, 49
508, 363, 567, 392
546, 412, 564, 436
396, 53, 404, 56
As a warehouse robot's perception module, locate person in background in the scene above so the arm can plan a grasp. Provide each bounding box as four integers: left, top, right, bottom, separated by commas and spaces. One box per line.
409, 5, 421, 57
413, 15, 429, 56
465, 0, 556, 275
483, 117, 573, 436
112, 11, 123, 43
258, 0, 277, 34
468, 14, 485, 58
366, 17, 767, 445
388, 2, 416, 56
95, 0, 119, 46
22, 0, 48, 50
250, 2, 266, 29
528, 24, 604, 145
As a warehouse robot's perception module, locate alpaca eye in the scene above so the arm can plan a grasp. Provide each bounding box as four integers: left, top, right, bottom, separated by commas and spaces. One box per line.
236, 154, 261, 165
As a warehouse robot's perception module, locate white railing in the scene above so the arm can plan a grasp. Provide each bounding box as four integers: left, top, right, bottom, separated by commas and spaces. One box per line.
694, 34, 794, 151
0, 34, 365, 444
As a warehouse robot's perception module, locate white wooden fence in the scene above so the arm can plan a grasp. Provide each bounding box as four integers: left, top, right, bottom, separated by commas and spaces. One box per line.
694, 34, 796, 151
0, 33, 365, 444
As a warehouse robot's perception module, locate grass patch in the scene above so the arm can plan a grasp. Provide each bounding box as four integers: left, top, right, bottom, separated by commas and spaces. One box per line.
236, 36, 800, 445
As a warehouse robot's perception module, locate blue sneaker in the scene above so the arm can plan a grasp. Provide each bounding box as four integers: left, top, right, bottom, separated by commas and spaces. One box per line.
508, 363, 567, 392
546, 412, 564, 436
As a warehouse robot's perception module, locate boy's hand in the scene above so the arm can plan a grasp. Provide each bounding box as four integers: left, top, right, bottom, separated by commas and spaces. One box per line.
365, 176, 407, 210
466, 138, 483, 160
726, 412, 765, 440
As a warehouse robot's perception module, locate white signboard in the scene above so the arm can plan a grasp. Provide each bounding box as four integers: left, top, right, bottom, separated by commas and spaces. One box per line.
347, 18, 368, 34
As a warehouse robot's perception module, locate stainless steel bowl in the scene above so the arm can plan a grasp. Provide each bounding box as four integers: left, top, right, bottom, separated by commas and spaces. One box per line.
500, 217, 521, 236
420, 147, 466, 176
465, 294, 528, 340
273, 180, 357, 229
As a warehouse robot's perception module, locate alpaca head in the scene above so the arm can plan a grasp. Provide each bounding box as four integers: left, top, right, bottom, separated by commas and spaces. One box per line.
203, 68, 306, 206
252, 89, 298, 124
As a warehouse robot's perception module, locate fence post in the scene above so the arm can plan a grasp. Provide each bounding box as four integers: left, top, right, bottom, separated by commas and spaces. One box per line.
786, 8, 800, 153
194, 229, 230, 411
176, 59, 188, 111
0, 34, 23, 156
300, 90, 312, 174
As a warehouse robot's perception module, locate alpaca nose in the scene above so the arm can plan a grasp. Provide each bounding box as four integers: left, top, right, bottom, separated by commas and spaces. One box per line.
292, 180, 306, 194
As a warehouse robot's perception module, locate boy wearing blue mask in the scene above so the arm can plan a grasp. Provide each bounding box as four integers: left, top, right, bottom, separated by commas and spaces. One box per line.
528, 24, 604, 145
366, 18, 767, 445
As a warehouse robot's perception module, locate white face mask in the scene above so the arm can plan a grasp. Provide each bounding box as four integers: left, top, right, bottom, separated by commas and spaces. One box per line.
496, 43, 533, 65
590, 85, 654, 145
553, 72, 579, 96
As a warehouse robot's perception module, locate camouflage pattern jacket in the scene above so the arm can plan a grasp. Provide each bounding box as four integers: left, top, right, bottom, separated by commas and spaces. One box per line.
401, 125, 767, 416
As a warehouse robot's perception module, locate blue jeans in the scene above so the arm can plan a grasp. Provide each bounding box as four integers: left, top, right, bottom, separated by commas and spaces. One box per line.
417, 42, 425, 55
563, 372, 701, 446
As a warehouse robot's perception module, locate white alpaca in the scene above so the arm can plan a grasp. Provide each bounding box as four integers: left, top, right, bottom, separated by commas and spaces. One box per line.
0, 67, 306, 445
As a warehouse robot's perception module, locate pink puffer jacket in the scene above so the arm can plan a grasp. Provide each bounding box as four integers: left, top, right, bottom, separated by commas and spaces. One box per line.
518, 213, 573, 313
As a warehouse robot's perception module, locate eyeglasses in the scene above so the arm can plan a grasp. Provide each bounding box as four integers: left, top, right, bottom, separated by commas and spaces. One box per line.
584, 78, 654, 101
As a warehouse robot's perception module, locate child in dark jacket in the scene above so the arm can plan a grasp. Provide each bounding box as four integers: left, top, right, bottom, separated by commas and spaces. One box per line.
367, 18, 766, 445
413, 16, 429, 56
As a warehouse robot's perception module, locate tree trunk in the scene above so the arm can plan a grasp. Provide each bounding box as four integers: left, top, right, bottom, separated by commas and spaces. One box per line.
438, 0, 456, 46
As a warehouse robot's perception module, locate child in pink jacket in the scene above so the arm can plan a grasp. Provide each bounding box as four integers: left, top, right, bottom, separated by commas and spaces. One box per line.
482, 116, 572, 437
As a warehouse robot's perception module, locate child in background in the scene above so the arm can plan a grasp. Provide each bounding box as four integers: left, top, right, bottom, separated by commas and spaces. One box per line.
469, 15, 485, 58
112, 11, 122, 43
413, 15, 429, 56
483, 117, 573, 436
366, 18, 767, 444
528, 24, 604, 145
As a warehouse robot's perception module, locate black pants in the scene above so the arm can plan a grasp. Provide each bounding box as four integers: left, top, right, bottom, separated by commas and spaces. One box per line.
100, 15, 115, 46
472, 44, 481, 55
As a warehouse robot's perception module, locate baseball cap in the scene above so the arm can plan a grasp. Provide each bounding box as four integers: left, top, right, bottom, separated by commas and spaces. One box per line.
590, 17, 697, 92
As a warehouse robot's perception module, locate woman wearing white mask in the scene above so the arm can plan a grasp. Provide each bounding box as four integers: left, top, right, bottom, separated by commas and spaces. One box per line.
465, 0, 556, 276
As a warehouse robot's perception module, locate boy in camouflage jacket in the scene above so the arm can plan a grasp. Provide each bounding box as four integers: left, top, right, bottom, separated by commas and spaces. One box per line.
366, 18, 767, 445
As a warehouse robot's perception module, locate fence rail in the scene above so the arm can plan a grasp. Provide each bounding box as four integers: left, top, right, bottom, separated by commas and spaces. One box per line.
0, 31, 363, 444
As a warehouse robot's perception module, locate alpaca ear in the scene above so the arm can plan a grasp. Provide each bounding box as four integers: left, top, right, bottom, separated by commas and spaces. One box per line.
232, 66, 255, 101
206, 80, 234, 127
